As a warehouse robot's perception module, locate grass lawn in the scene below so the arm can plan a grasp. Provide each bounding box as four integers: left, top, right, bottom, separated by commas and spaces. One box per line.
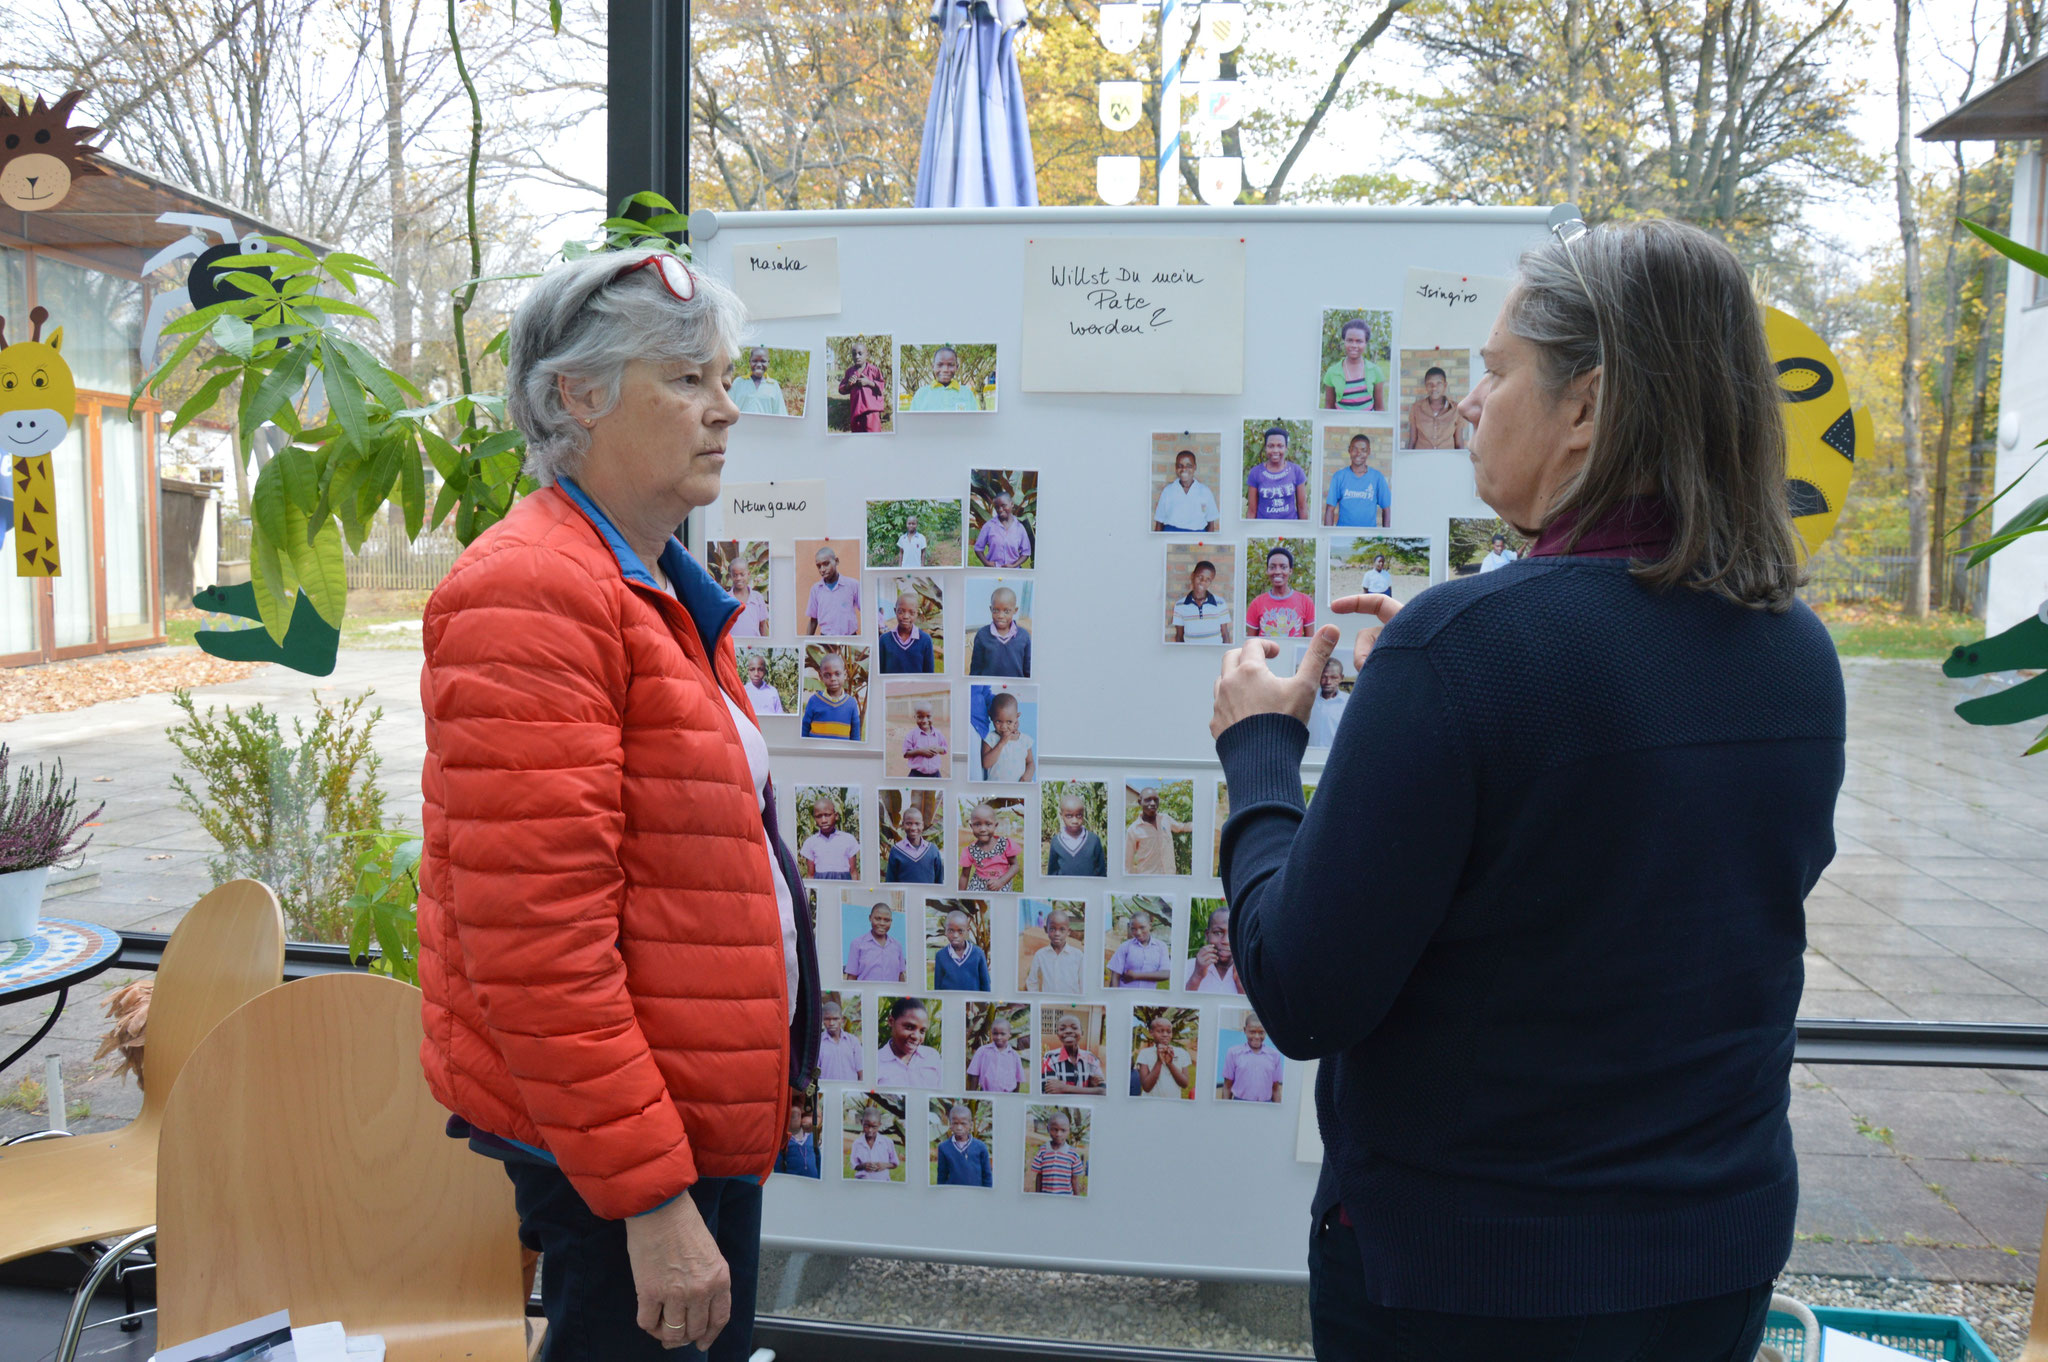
166, 589, 432, 651
1814, 603, 1983, 660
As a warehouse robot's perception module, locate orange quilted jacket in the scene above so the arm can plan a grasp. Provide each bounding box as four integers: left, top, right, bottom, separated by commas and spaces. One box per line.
417, 481, 819, 1219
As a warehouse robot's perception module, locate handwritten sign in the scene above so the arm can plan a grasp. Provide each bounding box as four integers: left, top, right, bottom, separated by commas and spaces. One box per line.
1401, 267, 1510, 352
720, 479, 826, 543
1021, 236, 1245, 394
730, 238, 841, 320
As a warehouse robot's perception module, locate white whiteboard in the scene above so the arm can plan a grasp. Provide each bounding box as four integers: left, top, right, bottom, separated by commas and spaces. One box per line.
692, 205, 1549, 1283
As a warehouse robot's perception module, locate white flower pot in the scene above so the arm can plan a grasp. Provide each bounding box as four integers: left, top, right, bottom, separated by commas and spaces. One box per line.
0, 864, 51, 941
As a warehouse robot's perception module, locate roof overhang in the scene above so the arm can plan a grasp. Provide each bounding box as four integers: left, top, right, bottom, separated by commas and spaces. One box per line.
1921, 52, 2048, 141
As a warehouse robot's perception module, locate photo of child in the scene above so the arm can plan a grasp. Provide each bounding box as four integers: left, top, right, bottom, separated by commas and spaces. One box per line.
1040, 782, 1108, 879
926, 897, 994, 992
1018, 899, 1089, 994
795, 538, 863, 639
1184, 897, 1246, 994
795, 785, 860, 881
800, 644, 868, 742
882, 679, 951, 780
969, 682, 1037, 784
1329, 535, 1432, 600
1131, 1006, 1200, 1101
1216, 1007, 1285, 1103
731, 345, 809, 418
707, 539, 772, 636
1244, 538, 1317, 640
1105, 895, 1175, 990
1037, 1006, 1107, 1098
957, 795, 1026, 892
964, 1001, 1034, 1094
968, 469, 1037, 568
1123, 778, 1194, 877
1296, 647, 1352, 751
1212, 782, 1228, 879
844, 1093, 907, 1182
876, 994, 945, 1089
1150, 432, 1223, 533
928, 1097, 996, 1189
1320, 427, 1395, 529
966, 577, 1032, 678
816, 992, 865, 1081
842, 894, 908, 984
827, 333, 893, 434
874, 574, 943, 674
1163, 542, 1236, 646
1024, 1105, 1090, 1196
1400, 348, 1471, 450
1449, 517, 1529, 576
774, 1085, 823, 1178
899, 342, 998, 413
1241, 418, 1312, 522
879, 786, 947, 885
866, 498, 964, 568
739, 647, 799, 717
1318, 309, 1392, 411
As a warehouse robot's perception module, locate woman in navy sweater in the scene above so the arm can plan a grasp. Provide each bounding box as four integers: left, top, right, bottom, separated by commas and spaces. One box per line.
1211, 219, 1844, 1361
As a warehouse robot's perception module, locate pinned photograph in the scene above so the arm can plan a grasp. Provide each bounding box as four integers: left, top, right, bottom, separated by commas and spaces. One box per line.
1037, 1005, 1108, 1098
1150, 431, 1223, 533
796, 538, 863, 639
800, 644, 868, 743
816, 991, 865, 1082
927, 897, 995, 993
965, 576, 1033, 678
1320, 427, 1395, 529
1212, 783, 1228, 879
1041, 781, 1109, 879
826, 333, 894, 433
1164, 542, 1236, 646
842, 893, 908, 984
965, 1001, 1034, 1095
900, 342, 998, 413
1244, 537, 1317, 639
879, 786, 948, 885
731, 344, 809, 418
1019, 899, 1090, 994
968, 469, 1037, 568
1294, 646, 1352, 751
796, 784, 861, 881
1240, 418, 1312, 522
707, 539, 772, 637
1184, 897, 1246, 994
969, 681, 1037, 784
1318, 309, 1392, 411
774, 1085, 823, 1178
866, 498, 964, 568
1123, 778, 1194, 878
1216, 1006, 1285, 1104
929, 1097, 997, 1188
957, 795, 1027, 892
1131, 1005, 1201, 1101
1449, 517, 1528, 576
876, 994, 945, 1089
738, 646, 800, 718
874, 573, 944, 674
883, 679, 952, 780
1329, 534, 1432, 601
1105, 895, 1175, 990
844, 1093, 907, 1182
1400, 349, 1471, 450
1024, 1105, 1091, 1196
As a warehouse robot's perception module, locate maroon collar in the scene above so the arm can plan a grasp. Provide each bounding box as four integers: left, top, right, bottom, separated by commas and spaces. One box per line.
1529, 496, 1673, 560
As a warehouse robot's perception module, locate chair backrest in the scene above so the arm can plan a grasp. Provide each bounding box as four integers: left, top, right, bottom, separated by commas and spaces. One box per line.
153, 972, 526, 1358
139, 879, 286, 1122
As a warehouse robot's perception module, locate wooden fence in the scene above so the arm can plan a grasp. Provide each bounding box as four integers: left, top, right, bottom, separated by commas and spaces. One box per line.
219, 518, 463, 594
1799, 548, 1988, 614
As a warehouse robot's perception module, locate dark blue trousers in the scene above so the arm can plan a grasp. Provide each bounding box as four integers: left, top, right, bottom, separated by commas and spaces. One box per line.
504, 1161, 762, 1362
1309, 1208, 1775, 1362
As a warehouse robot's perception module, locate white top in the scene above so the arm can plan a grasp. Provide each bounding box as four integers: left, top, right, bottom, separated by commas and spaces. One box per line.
981, 728, 1033, 782
896, 532, 928, 566
1135, 1044, 1193, 1098
1184, 958, 1242, 993
722, 688, 799, 1022
1024, 943, 1085, 994
1480, 549, 1517, 573
1171, 594, 1232, 644
1308, 691, 1348, 749
1362, 568, 1393, 594
1153, 478, 1220, 531
849, 1132, 899, 1179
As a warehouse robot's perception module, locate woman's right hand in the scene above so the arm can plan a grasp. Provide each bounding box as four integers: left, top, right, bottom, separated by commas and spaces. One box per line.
1330, 593, 1402, 671
624, 1192, 731, 1350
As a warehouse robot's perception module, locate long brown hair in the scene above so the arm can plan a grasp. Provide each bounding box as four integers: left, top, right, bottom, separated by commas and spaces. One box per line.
1509, 219, 1803, 611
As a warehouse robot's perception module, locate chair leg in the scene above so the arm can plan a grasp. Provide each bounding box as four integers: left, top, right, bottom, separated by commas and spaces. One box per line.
54, 1227, 156, 1362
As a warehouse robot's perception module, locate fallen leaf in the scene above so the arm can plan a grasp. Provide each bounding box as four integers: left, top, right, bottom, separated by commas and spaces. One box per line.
144, 854, 172, 861
0, 651, 271, 722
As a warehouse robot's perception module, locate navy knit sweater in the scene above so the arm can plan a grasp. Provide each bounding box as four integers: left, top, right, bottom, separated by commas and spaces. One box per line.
1218, 556, 1845, 1317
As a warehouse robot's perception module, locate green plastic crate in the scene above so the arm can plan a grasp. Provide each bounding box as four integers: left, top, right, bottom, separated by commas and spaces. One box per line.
1761, 1304, 2000, 1361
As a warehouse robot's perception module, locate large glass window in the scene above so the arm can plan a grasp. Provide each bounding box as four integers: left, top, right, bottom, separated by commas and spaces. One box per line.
48, 422, 95, 650
0, 245, 35, 657
34, 255, 143, 395
102, 408, 154, 642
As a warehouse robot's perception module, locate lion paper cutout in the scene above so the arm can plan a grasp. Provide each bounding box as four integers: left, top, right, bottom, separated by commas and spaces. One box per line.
0, 90, 107, 213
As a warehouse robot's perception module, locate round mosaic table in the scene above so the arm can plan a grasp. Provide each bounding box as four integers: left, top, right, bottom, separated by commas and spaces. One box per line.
0, 917, 123, 1074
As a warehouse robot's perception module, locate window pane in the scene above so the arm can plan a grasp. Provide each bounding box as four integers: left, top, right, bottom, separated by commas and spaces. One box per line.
34, 256, 143, 395
0, 245, 35, 657
49, 421, 95, 649
102, 409, 154, 642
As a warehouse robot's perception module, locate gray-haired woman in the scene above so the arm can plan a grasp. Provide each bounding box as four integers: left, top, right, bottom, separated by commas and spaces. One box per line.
416, 250, 820, 1360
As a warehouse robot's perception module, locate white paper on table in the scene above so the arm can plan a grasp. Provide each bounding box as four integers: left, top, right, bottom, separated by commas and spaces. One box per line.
719, 479, 827, 544
1021, 236, 1245, 394
1401, 267, 1512, 353
729, 237, 841, 320
290, 1322, 349, 1362
153, 1309, 294, 1362
1818, 1328, 1923, 1361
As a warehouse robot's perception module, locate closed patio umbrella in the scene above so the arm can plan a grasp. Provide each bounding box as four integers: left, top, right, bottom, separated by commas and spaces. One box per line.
915, 0, 1039, 207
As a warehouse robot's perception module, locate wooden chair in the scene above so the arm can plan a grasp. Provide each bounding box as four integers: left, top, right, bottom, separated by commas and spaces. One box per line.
153, 971, 535, 1361
0, 880, 284, 1356
2023, 1208, 2048, 1362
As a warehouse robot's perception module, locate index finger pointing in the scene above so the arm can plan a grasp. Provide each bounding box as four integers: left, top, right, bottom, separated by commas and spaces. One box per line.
1329, 593, 1400, 627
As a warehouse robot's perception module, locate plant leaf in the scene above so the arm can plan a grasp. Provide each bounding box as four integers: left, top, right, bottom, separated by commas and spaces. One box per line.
317, 333, 372, 449
244, 345, 313, 433
247, 522, 299, 643
169, 370, 240, 436
399, 432, 426, 539
1962, 217, 2048, 279
210, 314, 256, 362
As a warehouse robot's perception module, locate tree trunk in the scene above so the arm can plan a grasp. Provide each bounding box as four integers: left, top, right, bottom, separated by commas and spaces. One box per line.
1952, 152, 2013, 615
380, 0, 415, 379
1563, 0, 1586, 206
1893, 0, 1931, 618
1927, 153, 1969, 607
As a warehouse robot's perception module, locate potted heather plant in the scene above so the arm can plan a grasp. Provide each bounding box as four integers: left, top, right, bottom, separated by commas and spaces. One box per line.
0, 745, 102, 939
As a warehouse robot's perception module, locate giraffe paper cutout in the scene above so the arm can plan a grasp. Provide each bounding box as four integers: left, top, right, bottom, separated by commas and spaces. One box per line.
1, 307, 73, 576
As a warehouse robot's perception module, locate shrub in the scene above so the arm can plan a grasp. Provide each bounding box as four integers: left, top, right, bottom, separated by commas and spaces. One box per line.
0, 745, 101, 873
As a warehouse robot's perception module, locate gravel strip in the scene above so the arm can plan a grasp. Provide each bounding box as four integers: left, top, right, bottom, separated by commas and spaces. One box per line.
1774, 1272, 2033, 1361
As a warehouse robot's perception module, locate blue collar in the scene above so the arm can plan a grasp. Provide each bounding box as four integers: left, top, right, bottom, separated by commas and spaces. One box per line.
556, 476, 738, 655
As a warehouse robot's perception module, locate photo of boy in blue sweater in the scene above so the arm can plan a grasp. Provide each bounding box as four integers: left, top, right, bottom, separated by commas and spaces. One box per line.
931, 1099, 994, 1188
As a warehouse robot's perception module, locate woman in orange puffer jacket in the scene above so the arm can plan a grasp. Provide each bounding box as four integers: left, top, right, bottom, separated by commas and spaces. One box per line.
416, 250, 820, 1361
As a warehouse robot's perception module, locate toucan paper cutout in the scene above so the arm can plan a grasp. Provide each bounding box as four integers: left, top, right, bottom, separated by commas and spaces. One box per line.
193, 581, 340, 676
3, 307, 73, 577
0, 91, 107, 213
1763, 307, 1866, 560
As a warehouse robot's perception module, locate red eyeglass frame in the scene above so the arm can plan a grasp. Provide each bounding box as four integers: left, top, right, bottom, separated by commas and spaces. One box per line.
613, 251, 696, 302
